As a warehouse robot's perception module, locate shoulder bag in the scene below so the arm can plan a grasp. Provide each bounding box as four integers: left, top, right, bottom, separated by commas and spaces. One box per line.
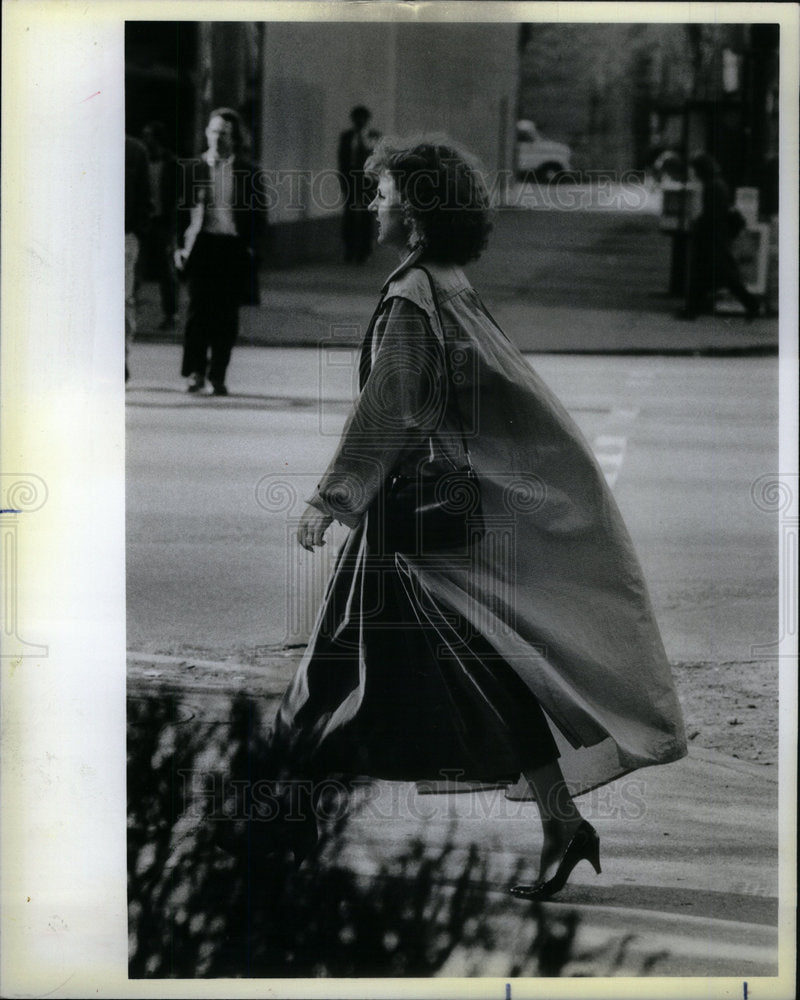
381, 266, 484, 554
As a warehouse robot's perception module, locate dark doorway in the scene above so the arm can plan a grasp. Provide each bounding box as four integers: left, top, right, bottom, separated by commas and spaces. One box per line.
125, 22, 199, 158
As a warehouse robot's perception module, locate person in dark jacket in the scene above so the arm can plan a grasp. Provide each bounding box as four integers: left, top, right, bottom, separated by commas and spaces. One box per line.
337, 106, 377, 263
679, 152, 760, 319
125, 134, 152, 382
175, 108, 267, 395
139, 121, 182, 330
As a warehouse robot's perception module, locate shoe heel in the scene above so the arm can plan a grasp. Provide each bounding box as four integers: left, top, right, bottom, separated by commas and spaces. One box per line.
587, 836, 601, 875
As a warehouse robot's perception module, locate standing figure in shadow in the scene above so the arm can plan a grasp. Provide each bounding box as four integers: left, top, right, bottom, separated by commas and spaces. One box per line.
124, 134, 152, 383
338, 106, 378, 264
139, 121, 182, 332
679, 152, 760, 320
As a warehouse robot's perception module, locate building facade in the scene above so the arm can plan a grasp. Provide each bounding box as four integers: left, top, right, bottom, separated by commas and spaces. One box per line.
126, 20, 519, 264
518, 21, 780, 199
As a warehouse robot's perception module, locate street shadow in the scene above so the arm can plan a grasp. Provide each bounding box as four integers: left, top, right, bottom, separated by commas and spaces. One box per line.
531, 881, 778, 928
127, 691, 589, 978
128, 690, 713, 978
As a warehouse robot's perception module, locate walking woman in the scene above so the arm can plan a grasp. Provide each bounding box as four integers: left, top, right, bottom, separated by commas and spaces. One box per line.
270, 137, 686, 900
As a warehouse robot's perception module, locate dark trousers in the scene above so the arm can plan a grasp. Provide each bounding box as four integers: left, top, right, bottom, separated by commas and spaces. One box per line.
686, 237, 759, 315
342, 205, 373, 262
181, 233, 242, 386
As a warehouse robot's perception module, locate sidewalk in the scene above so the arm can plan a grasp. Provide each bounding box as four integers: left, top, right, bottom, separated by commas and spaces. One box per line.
135, 208, 780, 356
128, 650, 783, 978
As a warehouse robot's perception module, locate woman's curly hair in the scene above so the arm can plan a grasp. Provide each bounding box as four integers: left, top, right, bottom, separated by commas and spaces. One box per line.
365, 135, 493, 264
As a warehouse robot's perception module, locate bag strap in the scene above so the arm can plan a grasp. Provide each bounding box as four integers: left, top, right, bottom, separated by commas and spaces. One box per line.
413, 265, 474, 469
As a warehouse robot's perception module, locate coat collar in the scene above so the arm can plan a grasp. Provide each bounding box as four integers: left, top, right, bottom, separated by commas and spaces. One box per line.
380, 246, 425, 293
380, 249, 469, 300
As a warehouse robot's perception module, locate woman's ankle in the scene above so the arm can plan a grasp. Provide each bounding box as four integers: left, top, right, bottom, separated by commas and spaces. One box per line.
542, 813, 583, 840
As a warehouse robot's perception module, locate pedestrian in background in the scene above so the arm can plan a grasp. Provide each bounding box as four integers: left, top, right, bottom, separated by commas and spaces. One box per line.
678, 152, 760, 320
175, 107, 267, 395
270, 136, 687, 895
125, 134, 152, 383
652, 149, 683, 187
337, 105, 377, 263
139, 121, 181, 332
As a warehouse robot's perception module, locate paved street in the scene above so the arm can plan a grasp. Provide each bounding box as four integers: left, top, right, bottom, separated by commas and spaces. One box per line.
126, 343, 778, 665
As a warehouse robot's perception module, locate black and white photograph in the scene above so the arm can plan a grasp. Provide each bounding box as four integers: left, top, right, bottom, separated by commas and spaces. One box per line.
1, 2, 797, 997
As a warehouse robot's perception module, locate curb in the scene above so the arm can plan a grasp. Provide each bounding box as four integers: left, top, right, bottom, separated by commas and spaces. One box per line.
133, 330, 779, 358
126, 651, 777, 782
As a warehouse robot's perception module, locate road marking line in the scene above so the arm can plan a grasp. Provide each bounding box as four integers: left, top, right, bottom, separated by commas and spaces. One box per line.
593, 434, 628, 487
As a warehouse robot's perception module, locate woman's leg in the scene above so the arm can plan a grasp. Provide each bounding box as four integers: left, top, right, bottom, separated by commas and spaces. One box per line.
522, 758, 585, 882
206, 238, 242, 392
683, 236, 714, 317
719, 248, 761, 316
181, 238, 213, 384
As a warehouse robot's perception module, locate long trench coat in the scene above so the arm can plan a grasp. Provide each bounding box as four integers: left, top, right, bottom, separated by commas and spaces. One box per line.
271, 250, 687, 796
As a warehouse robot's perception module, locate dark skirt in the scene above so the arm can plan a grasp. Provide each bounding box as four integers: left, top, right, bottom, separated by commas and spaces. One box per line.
271, 518, 559, 785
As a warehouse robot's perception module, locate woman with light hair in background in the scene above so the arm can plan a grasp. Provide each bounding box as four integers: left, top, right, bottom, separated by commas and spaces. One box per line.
175, 107, 267, 395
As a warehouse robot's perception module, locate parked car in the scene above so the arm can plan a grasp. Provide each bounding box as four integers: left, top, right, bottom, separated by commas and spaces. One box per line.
515, 120, 573, 182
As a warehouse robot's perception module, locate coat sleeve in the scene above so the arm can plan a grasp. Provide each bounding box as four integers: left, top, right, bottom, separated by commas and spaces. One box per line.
307, 296, 444, 527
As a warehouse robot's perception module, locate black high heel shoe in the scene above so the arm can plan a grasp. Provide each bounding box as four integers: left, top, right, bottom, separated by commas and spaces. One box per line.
510, 820, 601, 901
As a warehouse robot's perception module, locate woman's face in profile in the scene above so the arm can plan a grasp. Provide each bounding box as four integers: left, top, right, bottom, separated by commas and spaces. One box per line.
206, 115, 235, 159
369, 172, 408, 253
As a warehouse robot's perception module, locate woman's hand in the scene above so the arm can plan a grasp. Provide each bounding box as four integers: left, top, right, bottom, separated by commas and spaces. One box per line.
297, 505, 333, 552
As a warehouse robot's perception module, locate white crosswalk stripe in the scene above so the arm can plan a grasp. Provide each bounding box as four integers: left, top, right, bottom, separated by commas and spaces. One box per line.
593, 434, 628, 487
